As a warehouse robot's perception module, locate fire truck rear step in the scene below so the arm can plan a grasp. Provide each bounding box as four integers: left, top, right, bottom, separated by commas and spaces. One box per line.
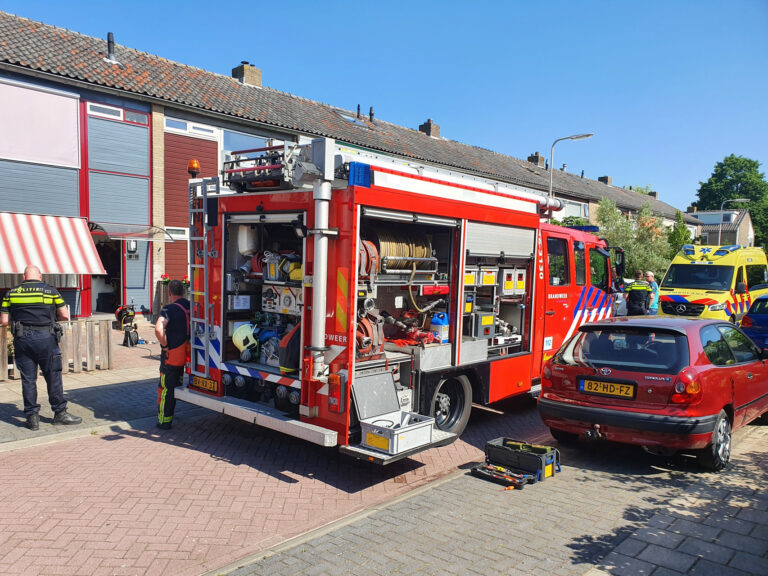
339, 429, 457, 465
175, 387, 337, 447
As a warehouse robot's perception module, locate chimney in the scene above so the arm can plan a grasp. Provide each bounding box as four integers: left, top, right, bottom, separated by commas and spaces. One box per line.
418, 118, 440, 138
232, 61, 262, 87
598, 176, 612, 185
357, 104, 361, 119
561, 163, 567, 172
580, 170, 584, 178
527, 152, 545, 167
369, 106, 374, 122
649, 190, 657, 199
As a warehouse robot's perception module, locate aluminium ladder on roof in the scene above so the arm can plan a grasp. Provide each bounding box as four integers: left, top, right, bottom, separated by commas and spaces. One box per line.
188, 177, 219, 378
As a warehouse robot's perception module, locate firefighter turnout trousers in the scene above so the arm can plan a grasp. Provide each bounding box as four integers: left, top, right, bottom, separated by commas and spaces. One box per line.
158, 358, 184, 426
15, 330, 66, 416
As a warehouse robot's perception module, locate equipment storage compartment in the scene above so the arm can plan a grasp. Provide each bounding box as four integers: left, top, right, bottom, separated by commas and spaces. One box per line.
485, 437, 560, 481
352, 371, 434, 455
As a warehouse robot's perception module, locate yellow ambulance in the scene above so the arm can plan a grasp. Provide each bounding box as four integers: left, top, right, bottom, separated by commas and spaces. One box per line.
658, 244, 768, 322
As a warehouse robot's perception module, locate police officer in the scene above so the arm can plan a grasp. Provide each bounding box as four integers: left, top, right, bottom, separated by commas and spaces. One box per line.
0, 265, 82, 430
625, 269, 653, 316
154, 279, 190, 429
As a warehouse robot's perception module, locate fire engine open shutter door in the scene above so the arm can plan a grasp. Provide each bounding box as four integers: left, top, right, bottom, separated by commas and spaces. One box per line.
466, 222, 535, 258
0, 212, 105, 275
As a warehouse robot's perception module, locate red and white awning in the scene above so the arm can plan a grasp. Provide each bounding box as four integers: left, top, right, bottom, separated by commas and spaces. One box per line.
0, 212, 105, 275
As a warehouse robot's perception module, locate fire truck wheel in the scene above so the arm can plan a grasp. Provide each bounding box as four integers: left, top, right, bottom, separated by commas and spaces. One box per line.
427, 374, 472, 436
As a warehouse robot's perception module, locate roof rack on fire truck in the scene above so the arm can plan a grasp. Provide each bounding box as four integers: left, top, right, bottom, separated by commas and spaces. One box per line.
220, 139, 563, 215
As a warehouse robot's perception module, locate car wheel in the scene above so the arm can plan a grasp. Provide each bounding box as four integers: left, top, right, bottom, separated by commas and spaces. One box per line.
550, 427, 578, 444
697, 410, 731, 471
426, 374, 472, 436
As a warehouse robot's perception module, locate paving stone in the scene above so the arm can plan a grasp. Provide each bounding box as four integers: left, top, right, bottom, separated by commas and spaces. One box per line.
717, 531, 768, 555
688, 558, 750, 576
678, 536, 734, 564
636, 543, 697, 572
632, 527, 686, 549
728, 551, 768, 575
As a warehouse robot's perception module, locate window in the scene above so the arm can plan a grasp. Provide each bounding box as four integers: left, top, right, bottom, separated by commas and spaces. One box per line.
87, 102, 123, 120
223, 129, 267, 155
589, 248, 609, 291
718, 325, 759, 363
575, 242, 586, 286
563, 200, 588, 219
125, 110, 148, 125
746, 264, 768, 289
701, 325, 735, 366
166, 227, 189, 240
557, 329, 689, 374
165, 118, 187, 131
547, 238, 569, 287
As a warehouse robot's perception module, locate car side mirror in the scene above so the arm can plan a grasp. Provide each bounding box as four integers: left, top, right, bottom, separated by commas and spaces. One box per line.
762, 348, 768, 360
735, 282, 747, 294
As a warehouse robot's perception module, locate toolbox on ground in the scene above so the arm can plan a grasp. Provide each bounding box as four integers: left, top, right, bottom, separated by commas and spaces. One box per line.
485, 437, 560, 481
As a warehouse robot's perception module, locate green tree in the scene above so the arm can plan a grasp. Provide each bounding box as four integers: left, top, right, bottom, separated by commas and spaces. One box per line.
632, 185, 655, 196
666, 210, 693, 258
596, 198, 671, 279
693, 155, 768, 246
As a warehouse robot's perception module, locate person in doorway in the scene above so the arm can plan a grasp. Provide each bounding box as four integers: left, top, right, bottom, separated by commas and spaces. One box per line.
0, 265, 82, 430
625, 269, 652, 316
154, 279, 190, 429
646, 271, 660, 316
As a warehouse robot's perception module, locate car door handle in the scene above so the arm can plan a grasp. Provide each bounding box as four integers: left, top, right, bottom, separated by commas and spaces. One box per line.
545, 311, 555, 316
747, 373, 753, 379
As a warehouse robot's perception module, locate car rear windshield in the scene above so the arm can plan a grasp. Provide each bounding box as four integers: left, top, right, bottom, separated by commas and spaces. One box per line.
748, 299, 768, 315
555, 328, 690, 374
661, 264, 733, 291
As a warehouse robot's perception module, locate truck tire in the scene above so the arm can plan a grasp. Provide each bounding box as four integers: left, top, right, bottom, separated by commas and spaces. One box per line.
697, 410, 731, 471
427, 374, 472, 436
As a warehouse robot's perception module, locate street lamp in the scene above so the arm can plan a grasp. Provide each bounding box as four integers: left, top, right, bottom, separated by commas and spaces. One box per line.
548, 133, 594, 222
717, 198, 749, 245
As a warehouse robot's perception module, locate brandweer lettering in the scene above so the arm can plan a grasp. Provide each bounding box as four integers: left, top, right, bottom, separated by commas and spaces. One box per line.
325, 334, 348, 344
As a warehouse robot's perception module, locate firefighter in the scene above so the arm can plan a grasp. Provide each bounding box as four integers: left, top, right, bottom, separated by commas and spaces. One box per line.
0, 265, 82, 430
625, 269, 652, 316
154, 279, 190, 429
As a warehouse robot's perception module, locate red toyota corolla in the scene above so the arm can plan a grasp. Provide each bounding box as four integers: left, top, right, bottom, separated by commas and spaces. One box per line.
538, 316, 768, 471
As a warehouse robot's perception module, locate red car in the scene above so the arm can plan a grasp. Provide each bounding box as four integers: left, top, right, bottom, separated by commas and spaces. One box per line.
538, 316, 768, 470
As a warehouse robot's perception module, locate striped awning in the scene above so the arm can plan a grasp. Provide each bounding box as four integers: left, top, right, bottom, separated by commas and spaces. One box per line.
0, 212, 105, 275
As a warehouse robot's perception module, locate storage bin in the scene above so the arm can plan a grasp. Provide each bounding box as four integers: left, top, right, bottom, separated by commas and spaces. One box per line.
485, 437, 560, 481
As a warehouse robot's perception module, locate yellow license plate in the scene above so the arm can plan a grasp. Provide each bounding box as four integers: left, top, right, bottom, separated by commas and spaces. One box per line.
365, 432, 390, 452
580, 379, 634, 399
191, 375, 218, 392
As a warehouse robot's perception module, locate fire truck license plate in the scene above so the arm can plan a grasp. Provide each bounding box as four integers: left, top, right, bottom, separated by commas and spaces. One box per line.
580, 379, 634, 399
191, 375, 218, 392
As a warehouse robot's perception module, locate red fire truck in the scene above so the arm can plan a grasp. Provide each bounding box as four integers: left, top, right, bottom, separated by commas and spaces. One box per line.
176, 139, 622, 463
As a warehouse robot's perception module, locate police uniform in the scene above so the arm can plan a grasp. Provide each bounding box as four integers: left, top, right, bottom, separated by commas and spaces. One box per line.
157, 297, 190, 429
0, 279, 80, 427
625, 279, 652, 316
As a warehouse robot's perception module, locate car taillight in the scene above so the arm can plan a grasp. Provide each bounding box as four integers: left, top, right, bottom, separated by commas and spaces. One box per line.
542, 362, 553, 387
741, 315, 753, 328
671, 367, 702, 404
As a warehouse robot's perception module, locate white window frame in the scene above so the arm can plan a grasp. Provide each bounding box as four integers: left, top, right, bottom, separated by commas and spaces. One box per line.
87, 102, 124, 121
164, 116, 219, 142
165, 226, 189, 241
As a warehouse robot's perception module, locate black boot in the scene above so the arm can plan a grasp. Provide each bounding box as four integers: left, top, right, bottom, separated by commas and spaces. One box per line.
53, 410, 82, 425
26, 414, 40, 431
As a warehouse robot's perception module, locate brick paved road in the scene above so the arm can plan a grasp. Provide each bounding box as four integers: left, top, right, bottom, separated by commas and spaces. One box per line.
0, 326, 765, 576
225, 424, 768, 576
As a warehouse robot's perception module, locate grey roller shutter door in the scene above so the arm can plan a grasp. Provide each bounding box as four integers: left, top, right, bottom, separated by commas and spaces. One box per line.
466, 222, 535, 258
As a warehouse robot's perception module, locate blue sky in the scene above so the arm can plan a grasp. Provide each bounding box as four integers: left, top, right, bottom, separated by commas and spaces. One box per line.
4, 0, 766, 212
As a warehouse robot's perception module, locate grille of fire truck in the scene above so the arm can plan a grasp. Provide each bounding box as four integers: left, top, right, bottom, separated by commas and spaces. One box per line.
222, 144, 297, 192
188, 177, 219, 377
